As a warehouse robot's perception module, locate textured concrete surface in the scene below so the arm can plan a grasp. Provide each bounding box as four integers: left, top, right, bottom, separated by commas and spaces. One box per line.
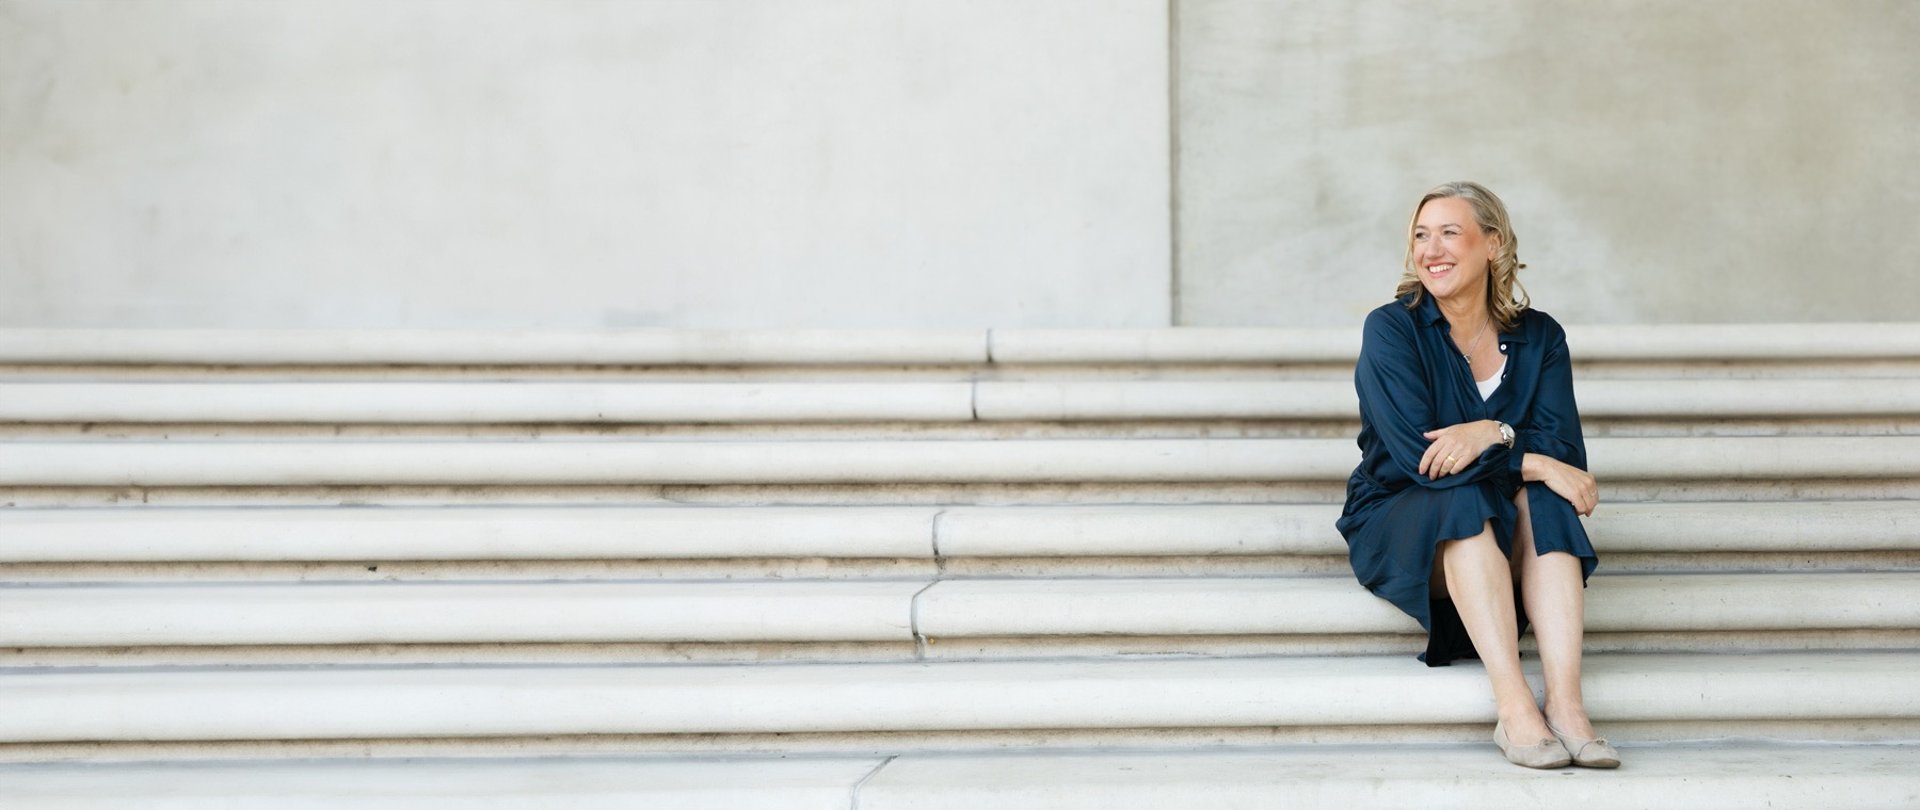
858, 744, 1920, 809
2, 653, 1915, 742
3, 435, 1919, 486
918, 573, 1920, 636
12, 2, 1910, 331
5, 377, 1915, 422
12, 572, 1909, 646
3, 746, 1915, 809
0, 0, 1169, 329
0, 500, 1910, 562
8, 324, 1920, 364
0, 755, 882, 809
1174, 0, 1920, 326
0, 580, 926, 645
0, 505, 940, 562
0, 329, 1911, 808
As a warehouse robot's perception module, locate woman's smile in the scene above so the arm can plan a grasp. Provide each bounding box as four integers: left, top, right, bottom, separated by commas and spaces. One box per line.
1411, 196, 1493, 301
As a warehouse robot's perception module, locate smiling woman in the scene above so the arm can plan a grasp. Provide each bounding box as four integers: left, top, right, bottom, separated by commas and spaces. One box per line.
1335, 181, 1617, 771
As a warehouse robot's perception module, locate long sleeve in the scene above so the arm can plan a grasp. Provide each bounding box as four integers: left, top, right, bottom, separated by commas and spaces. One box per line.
1508, 319, 1587, 475
1355, 308, 1513, 490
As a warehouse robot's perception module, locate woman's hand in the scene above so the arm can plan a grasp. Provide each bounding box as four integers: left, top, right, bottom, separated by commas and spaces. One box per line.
1523, 452, 1599, 516
1419, 420, 1503, 479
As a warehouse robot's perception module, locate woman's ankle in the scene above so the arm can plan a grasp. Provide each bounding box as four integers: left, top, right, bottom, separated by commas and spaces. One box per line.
1495, 703, 1549, 735
1543, 701, 1594, 734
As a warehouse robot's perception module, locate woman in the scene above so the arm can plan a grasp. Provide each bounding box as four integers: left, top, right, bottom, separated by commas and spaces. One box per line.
1335, 181, 1618, 770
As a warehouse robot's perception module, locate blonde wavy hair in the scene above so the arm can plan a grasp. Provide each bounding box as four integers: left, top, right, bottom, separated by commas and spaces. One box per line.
1396, 181, 1530, 332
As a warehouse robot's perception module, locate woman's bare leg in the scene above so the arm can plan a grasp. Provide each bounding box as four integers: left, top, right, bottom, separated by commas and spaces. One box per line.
1438, 521, 1550, 741
1510, 487, 1597, 738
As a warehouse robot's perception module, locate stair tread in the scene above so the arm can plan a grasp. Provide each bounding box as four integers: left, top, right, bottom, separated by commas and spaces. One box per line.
921, 572, 1920, 636
0, 329, 991, 366
1, 327, 1914, 772
0, 744, 1914, 809
4, 436, 1920, 486
0, 579, 925, 644
859, 742, 1920, 809
0, 755, 881, 809
3, 502, 1914, 562
12, 323, 1920, 366
5, 573, 1916, 647
3, 652, 1915, 743
3, 379, 1916, 422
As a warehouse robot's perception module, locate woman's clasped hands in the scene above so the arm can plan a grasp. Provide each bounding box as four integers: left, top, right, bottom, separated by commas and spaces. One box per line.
1420, 420, 1599, 516
1418, 419, 1504, 479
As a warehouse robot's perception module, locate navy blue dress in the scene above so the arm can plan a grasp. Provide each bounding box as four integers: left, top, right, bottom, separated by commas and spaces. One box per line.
1336, 292, 1599, 666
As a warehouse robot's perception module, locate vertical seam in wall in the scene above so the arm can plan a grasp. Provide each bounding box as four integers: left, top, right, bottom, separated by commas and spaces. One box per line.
1166, 0, 1182, 327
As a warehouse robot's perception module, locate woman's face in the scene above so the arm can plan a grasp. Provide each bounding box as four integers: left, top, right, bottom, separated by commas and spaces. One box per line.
1411, 196, 1499, 304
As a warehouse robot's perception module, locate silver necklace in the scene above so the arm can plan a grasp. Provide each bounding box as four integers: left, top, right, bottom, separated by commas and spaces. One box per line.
1455, 316, 1493, 366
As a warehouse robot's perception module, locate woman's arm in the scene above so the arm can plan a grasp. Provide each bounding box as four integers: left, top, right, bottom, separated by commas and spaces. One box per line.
1354, 309, 1513, 489
1512, 321, 1587, 470
1522, 451, 1598, 516
1418, 419, 1597, 515
1511, 319, 1597, 514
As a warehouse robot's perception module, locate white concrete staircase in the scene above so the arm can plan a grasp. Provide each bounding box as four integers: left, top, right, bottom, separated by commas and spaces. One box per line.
1, 326, 1917, 808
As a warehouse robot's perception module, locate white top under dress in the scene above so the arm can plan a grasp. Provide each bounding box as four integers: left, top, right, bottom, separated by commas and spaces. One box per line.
1476, 357, 1507, 400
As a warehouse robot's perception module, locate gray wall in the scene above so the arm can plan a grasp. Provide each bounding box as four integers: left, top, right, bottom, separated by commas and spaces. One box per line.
0, 0, 1170, 328
1175, 0, 1920, 326
4, 1, 1915, 329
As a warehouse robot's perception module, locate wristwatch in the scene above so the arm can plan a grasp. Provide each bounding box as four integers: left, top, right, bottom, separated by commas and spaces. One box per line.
1496, 421, 1516, 449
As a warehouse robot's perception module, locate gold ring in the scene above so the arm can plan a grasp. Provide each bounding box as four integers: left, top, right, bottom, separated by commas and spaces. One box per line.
1445, 455, 1456, 462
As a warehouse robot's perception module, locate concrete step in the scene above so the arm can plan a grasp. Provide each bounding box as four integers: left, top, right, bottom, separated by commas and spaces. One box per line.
8, 326, 1920, 373
0, 382, 973, 424
0, 755, 883, 809
988, 324, 1920, 365
2, 501, 1913, 563
3, 436, 1919, 487
975, 378, 1920, 421
0, 744, 1913, 809
0, 580, 922, 646
0, 506, 941, 562
0, 330, 991, 367
2, 379, 1916, 423
918, 572, 1920, 638
2, 573, 1912, 648
855, 744, 1920, 810
2, 652, 1913, 746
934, 500, 1920, 556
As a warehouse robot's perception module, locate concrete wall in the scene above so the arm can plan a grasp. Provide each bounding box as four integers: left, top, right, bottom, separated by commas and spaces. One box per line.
1175, 0, 1920, 326
0, 0, 1170, 328
6, 1, 1914, 329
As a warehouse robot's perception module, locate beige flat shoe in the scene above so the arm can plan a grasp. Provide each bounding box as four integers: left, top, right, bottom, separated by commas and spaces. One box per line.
1547, 719, 1621, 769
1493, 719, 1572, 769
